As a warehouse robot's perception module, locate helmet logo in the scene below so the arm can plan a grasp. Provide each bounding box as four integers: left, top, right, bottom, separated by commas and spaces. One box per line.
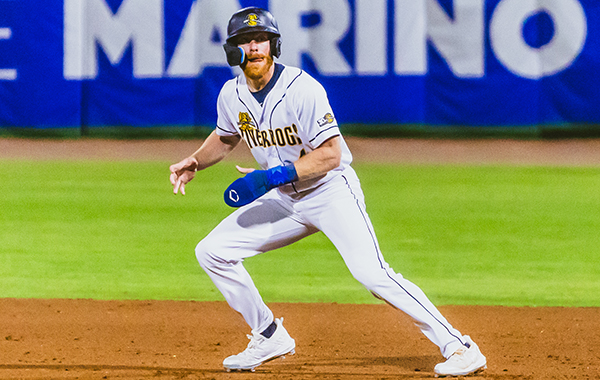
244, 13, 259, 27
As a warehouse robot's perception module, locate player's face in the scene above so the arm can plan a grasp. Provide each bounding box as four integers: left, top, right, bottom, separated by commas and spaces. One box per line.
237, 32, 273, 80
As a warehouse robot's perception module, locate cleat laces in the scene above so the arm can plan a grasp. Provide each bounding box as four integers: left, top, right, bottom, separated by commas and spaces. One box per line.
245, 333, 265, 351
446, 346, 468, 363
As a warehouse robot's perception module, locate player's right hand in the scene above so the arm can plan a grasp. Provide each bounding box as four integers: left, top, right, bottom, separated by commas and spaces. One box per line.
224, 163, 298, 207
169, 157, 199, 195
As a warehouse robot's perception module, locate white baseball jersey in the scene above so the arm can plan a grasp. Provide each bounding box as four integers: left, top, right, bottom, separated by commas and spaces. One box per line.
215, 64, 353, 194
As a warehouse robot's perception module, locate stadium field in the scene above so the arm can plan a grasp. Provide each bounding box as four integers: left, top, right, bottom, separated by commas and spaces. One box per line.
0, 137, 598, 379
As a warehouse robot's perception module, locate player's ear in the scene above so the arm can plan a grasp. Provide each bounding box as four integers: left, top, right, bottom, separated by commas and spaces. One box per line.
270, 36, 281, 58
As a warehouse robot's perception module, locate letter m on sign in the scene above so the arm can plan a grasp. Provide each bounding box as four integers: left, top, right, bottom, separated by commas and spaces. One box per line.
64, 0, 164, 79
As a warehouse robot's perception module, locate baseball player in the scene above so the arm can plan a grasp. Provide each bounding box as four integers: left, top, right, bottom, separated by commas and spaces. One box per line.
169, 7, 487, 377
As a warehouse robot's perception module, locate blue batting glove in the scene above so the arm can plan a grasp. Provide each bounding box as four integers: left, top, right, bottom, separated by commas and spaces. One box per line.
224, 164, 298, 207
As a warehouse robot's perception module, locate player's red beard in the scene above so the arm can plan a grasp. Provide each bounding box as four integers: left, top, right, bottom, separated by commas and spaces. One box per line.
243, 54, 274, 81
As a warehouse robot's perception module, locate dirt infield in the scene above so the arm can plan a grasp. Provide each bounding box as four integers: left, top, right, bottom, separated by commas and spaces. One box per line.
0, 299, 598, 379
1, 137, 600, 379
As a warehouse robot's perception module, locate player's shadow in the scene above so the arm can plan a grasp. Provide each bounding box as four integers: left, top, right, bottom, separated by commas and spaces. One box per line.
361, 355, 439, 371
302, 355, 439, 373
236, 198, 293, 227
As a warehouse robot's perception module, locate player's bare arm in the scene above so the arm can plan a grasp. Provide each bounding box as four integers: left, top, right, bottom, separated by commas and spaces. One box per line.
236, 136, 341, 181
293, 136, 341, 180
170, 131, 241, 195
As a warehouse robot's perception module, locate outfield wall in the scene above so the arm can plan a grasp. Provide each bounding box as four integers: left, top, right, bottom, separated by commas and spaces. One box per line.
0, 0, 598, 129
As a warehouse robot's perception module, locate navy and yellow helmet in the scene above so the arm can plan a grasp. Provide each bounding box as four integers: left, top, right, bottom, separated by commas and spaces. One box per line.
223, 7, 282, 66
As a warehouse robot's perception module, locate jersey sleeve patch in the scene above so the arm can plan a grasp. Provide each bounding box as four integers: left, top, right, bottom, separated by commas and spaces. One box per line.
317, 112, 335, 127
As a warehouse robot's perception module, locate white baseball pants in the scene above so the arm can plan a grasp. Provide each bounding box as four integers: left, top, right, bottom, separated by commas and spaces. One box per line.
195, 167, 468, 358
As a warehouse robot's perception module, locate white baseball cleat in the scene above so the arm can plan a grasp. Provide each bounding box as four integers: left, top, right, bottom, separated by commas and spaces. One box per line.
434, 336, 487, 377
223, 318, 296, 372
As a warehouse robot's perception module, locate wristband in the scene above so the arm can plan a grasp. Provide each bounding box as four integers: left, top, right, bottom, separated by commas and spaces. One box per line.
265, 163, 298, 189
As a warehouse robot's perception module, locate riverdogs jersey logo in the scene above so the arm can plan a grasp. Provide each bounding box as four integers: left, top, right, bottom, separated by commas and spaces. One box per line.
238, 112, 256, 132
239, 121, 303, 150
237, 113, 303, 149
317, 112, 335, 127
244, 13, 259, 27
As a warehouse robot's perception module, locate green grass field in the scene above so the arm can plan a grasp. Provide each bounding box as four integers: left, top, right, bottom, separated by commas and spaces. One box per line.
1, 160, 599, 306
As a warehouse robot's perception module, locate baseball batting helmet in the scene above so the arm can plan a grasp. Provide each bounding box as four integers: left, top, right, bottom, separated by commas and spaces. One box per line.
223, 7, 282, 67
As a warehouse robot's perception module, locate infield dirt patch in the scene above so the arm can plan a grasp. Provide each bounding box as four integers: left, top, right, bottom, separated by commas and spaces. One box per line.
1, 137, 600, 379
0, 299, 599, 379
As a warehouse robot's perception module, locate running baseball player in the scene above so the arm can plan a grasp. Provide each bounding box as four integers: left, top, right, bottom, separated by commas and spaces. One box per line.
169, 7, 487, 377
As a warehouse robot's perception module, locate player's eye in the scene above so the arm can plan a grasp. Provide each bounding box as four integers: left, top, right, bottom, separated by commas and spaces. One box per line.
237, 33, 269, 45
253, 35, 269, 43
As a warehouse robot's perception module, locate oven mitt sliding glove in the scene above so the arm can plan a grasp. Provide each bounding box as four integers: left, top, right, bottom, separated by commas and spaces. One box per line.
224, 164, 298, 207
